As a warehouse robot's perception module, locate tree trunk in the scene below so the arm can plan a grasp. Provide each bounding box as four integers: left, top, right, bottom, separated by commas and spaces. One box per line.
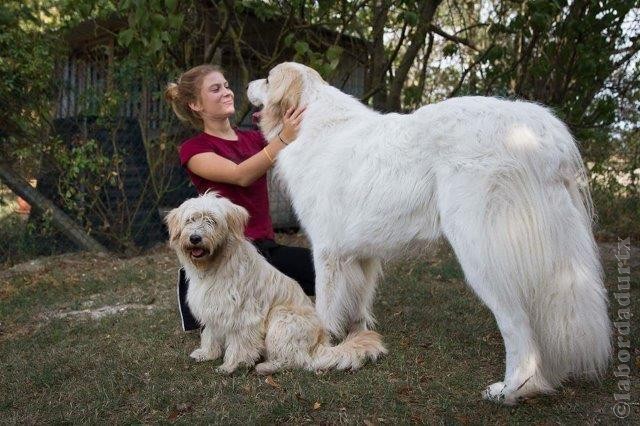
368, 0, 390, 110
0, 162, 108, 253
386, 0, 442, 111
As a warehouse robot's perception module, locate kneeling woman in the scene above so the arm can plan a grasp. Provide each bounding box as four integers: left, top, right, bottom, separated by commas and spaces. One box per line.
165, 64, 314, 330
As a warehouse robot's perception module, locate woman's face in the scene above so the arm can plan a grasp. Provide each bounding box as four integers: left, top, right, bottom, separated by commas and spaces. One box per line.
191, 71, 235, 120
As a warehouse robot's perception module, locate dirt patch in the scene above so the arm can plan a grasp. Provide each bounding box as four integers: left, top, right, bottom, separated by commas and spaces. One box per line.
0, 244, 177, 280
42, 303, 159, 321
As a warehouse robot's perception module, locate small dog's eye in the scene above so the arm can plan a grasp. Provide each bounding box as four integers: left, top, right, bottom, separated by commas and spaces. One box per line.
265, 77, 269, 85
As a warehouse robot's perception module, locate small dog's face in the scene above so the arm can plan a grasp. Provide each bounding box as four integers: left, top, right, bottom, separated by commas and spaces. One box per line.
165, 193, 249, 267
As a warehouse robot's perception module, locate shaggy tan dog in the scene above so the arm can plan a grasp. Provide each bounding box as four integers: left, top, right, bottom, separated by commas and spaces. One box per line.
165, 192, 386, 374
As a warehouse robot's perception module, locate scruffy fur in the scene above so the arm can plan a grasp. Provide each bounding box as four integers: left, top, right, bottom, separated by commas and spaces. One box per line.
247, 62, 612, 404
165, 193, 386, 375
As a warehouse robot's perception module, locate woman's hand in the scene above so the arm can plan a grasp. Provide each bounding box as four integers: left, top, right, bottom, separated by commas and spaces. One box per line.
279, 105, 306, 143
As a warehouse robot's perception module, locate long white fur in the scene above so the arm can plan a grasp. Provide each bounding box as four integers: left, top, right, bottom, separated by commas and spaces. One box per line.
165, 193, 387, 375
247, 62, 612, 404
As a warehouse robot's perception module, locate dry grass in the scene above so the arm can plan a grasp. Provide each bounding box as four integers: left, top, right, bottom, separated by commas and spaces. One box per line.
0, 235, 638, 423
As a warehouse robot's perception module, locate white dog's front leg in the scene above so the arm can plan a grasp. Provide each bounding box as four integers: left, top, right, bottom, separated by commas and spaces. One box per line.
190, 326, 222, 362
216, 331, 263, 374
313, 250, 343, 337
314, 250, 376, 338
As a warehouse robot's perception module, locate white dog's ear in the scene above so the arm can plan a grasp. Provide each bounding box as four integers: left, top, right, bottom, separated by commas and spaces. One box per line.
164, 208, 182, 246
267, 65, 303, 118
226, 203, 249, 240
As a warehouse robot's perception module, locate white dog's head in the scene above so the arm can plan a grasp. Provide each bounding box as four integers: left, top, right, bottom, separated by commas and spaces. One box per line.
164, 192, 249, 268
247, 62, 326, 138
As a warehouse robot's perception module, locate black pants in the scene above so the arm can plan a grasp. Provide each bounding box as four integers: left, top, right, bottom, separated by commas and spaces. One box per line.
177, 239, 315, 331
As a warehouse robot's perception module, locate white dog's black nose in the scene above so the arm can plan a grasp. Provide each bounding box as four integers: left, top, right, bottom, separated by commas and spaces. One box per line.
190, 234, 202, 244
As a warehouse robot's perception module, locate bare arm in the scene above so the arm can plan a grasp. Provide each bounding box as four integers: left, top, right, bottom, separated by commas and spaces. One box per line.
187, 106, 304, 187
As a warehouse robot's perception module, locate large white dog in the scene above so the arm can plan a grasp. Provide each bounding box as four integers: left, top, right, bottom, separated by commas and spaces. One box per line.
165, 193, 386, 375
247, 62, 611, 404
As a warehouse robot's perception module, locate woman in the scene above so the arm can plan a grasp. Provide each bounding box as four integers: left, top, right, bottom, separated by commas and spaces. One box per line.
165, 64, 314, 331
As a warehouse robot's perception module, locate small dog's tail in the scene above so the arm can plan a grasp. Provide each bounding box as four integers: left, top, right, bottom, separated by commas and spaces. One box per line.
311, 330, 387, 371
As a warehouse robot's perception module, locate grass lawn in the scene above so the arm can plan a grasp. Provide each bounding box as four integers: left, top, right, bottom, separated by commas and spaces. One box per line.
0, 235, 637, 424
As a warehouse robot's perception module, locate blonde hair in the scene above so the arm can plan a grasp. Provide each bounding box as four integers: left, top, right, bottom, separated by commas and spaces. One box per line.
165, 64, 224, 129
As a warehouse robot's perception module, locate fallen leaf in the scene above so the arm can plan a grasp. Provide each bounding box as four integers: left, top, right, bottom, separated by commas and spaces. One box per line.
166, 402, 192, 421
295, 393, 311, 404
265, 375, 281, 389
313, 401, 321, 410
410, 413, 423, 423
455, 415, 471, 424
396, 385, 413, 396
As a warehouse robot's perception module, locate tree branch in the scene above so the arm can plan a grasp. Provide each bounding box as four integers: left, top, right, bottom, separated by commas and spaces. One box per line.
428, 24, 480, 51
204, 0, 231, 63
386, 0, 443, 111
0, 162, 108, 253
451, 44, 495, 97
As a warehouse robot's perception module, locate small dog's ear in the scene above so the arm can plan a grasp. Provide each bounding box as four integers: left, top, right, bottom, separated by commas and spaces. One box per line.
226, 203, 249, 240
164, 208, 182, 246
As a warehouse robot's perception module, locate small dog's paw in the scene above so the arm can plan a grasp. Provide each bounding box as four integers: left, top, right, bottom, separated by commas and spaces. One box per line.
190, 348, 215, 362
255, 362, 279, 375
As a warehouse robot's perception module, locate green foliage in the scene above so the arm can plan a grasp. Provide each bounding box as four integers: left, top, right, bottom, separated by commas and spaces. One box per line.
474, 0, 637, 161
442, 43, 458, 57
293, 41, 343, 78
117, 0, 185, 68
47, 137, 121, 224
0, 0, 637, 256
0, 1, 59, 150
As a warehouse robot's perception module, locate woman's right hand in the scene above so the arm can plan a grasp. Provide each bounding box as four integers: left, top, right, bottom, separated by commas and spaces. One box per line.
280, 105, 306, 143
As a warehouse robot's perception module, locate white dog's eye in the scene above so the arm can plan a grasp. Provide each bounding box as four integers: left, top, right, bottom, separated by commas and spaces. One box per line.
265, 77, 269, 85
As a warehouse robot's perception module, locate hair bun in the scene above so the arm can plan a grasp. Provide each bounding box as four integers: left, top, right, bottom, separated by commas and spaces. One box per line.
164, 82, 179, 102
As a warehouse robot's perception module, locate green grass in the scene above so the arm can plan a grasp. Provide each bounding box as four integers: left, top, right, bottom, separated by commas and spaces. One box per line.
0, 238, 638, 424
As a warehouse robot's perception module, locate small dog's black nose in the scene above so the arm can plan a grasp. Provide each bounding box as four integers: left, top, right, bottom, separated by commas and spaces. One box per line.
190, 234, 202, 244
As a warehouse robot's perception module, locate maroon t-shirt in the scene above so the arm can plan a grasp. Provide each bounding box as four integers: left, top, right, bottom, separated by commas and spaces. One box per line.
179, 130, 275, 241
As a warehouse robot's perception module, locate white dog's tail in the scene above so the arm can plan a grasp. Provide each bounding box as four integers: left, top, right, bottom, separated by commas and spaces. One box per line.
486, 135, 612, 387
537, 151, 612, 384
311, 330, 387, 371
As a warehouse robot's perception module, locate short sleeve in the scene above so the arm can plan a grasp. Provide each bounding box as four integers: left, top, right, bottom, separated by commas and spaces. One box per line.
179, 137, 213, 167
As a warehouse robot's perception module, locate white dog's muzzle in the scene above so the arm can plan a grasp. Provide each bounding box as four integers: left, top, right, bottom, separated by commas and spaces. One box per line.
247, 79, 267, 107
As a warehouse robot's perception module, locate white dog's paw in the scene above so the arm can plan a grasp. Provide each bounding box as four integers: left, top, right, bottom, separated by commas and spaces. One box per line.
482, 381, 519, 405
190, 348, 216, 362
